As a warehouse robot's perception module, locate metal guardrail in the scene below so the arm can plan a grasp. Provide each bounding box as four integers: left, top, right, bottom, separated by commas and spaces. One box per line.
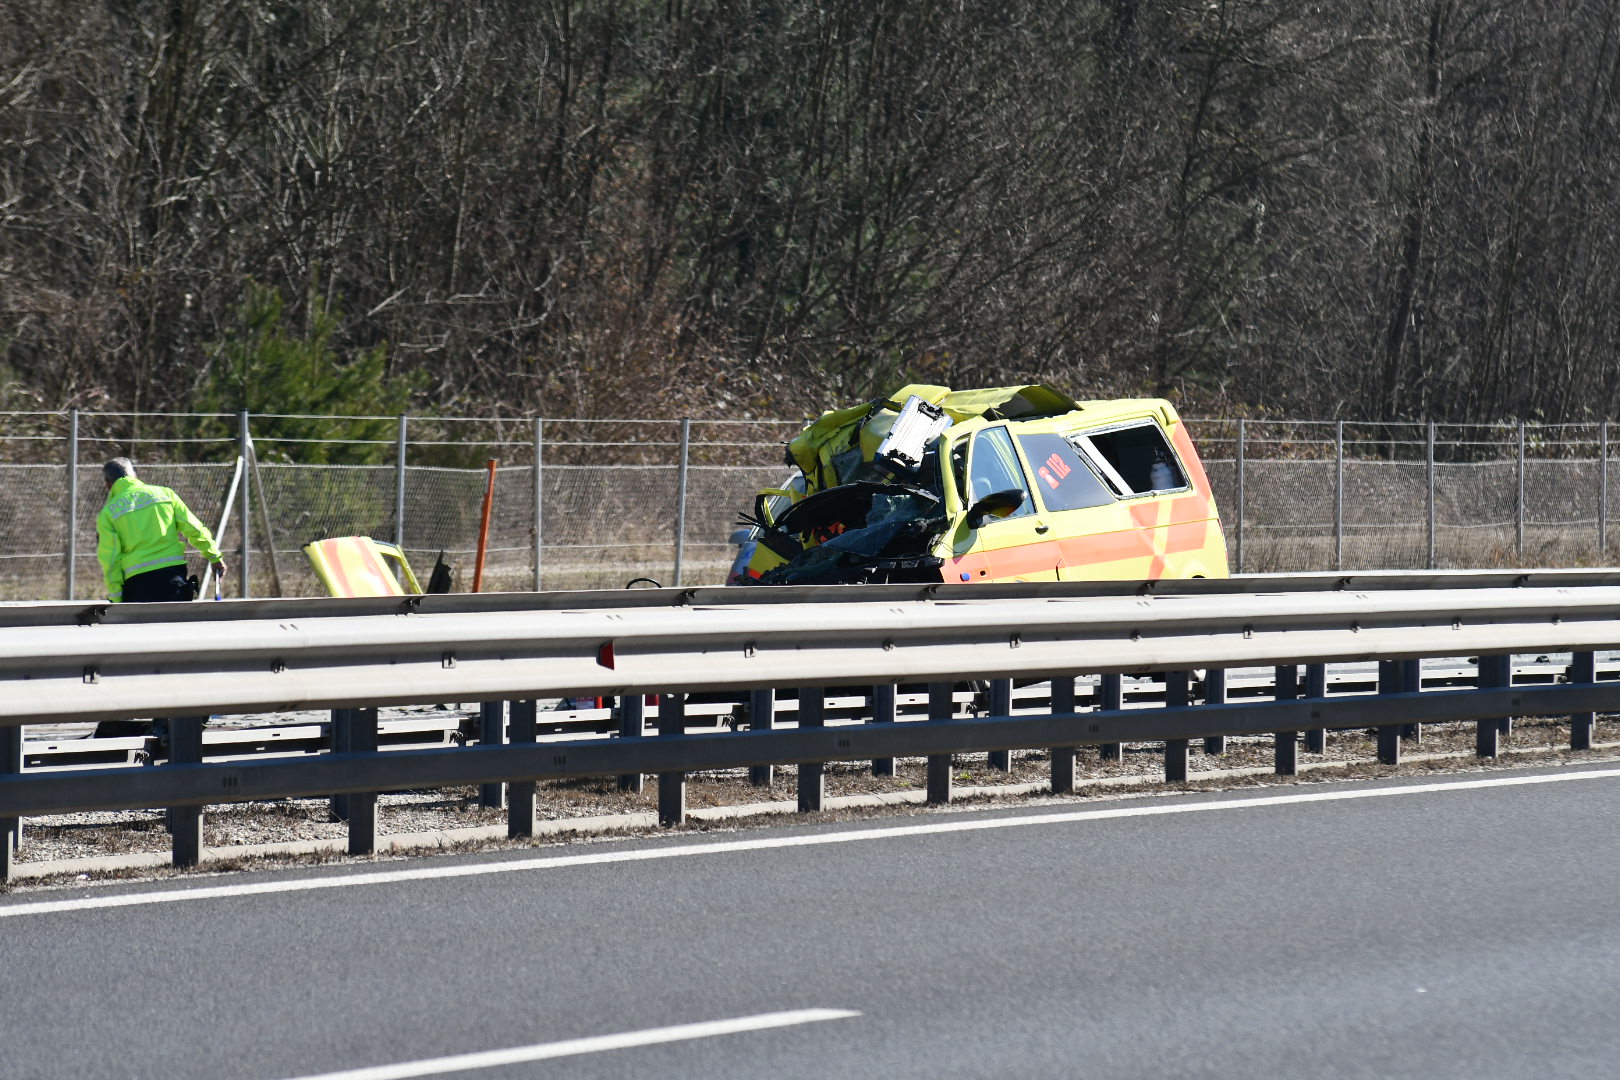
3, 567, 1619, 630
3, 574, 1620, 879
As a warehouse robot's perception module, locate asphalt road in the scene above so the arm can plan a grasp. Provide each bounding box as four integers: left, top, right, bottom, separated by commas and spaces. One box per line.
5, 762, 1620, 1080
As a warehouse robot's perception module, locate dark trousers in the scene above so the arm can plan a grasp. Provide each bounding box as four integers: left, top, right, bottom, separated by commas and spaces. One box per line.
122, 565, 195, 603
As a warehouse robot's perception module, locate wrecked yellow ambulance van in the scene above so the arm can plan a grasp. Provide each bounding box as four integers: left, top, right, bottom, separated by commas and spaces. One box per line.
734, 383, 1228, 585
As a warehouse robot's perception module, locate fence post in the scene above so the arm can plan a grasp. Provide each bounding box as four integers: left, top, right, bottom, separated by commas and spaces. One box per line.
533, 417, 544, 592
673, 418, 691, 587
1517, 420, 1526, 559
1234, 419, 1246, 574
66, 408, 79, 600
1426, 420, 1437, 570
237, 410, 252, 598
1334, 419, 1344, 571
1600, 421, 1609, 558
393, 415, 407, 549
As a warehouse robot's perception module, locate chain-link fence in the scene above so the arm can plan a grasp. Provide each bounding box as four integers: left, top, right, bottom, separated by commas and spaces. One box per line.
1193, 419, 1618, 573
1, 411, 1614, 601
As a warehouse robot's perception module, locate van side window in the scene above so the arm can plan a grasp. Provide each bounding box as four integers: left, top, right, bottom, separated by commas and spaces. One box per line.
967, 427, 1035, 518
1015, 432, 1115, 512
1068, 422, 1186, 496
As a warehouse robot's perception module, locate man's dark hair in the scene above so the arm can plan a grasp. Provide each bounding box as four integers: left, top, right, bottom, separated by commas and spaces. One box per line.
102, 457, 137, 484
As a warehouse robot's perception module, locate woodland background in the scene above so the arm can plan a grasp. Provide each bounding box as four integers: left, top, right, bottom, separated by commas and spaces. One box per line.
3, 0, 1620, 425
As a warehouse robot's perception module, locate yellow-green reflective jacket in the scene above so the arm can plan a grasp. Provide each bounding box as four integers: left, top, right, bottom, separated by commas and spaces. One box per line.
96, 477, 222, 602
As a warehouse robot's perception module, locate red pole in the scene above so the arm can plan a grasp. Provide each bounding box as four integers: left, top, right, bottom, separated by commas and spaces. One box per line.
472, 459, 497, 592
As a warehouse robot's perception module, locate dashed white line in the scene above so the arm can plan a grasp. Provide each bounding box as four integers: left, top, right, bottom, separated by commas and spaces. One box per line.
266, 1009, 860, 1080
5, 765, 1619, 919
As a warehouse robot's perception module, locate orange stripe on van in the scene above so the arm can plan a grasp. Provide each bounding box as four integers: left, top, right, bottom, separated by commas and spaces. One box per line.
947, 541, 1061, 582
1054, 517, 1213, 579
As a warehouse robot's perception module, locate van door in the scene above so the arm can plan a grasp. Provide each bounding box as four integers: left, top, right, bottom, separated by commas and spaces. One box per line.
945, 425, 1061, 582
1021, 420, 1225, 580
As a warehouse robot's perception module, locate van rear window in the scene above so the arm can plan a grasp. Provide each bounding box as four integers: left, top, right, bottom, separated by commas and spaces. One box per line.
1015, 432, 1115, 512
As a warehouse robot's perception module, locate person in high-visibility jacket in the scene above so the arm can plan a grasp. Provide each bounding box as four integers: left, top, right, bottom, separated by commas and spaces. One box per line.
96, 457, 228, 603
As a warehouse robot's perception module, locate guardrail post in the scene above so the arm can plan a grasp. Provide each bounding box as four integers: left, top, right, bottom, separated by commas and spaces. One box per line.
1049, 676, 1078, 794
870, 684, 897, 777
617, 695, 645, 793
1477, 654, 1511, 758
1273, 664, 1299, 775
478, 700, 506, 809
346, 709, 379, 856
1, 724, 20, 882
748, 688, 775, 786
1304, 664, 1328, 753
1202, 668, 1227, 755
508, 700, 537, 838
330, 709, 349, 821
1376, 661, 1402, 766
657, 693, 686, 826
1401, 658, 1423, 742
797, 687, 826, 813
66, 408, 79, 600
987, 678, 1013, 771
1164, 671, 1190, 782
167, 716, 206, 868
1274, 729, 1298, 776
1570, 651, 1596, 751
1098, 674, 1124, 761
926, 682, 954, 804
1274, 664, 1298, 701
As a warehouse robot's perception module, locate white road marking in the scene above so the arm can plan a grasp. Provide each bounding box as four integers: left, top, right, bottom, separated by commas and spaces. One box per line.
266, 1009, 859, 1080
5, 765, 1619, 919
